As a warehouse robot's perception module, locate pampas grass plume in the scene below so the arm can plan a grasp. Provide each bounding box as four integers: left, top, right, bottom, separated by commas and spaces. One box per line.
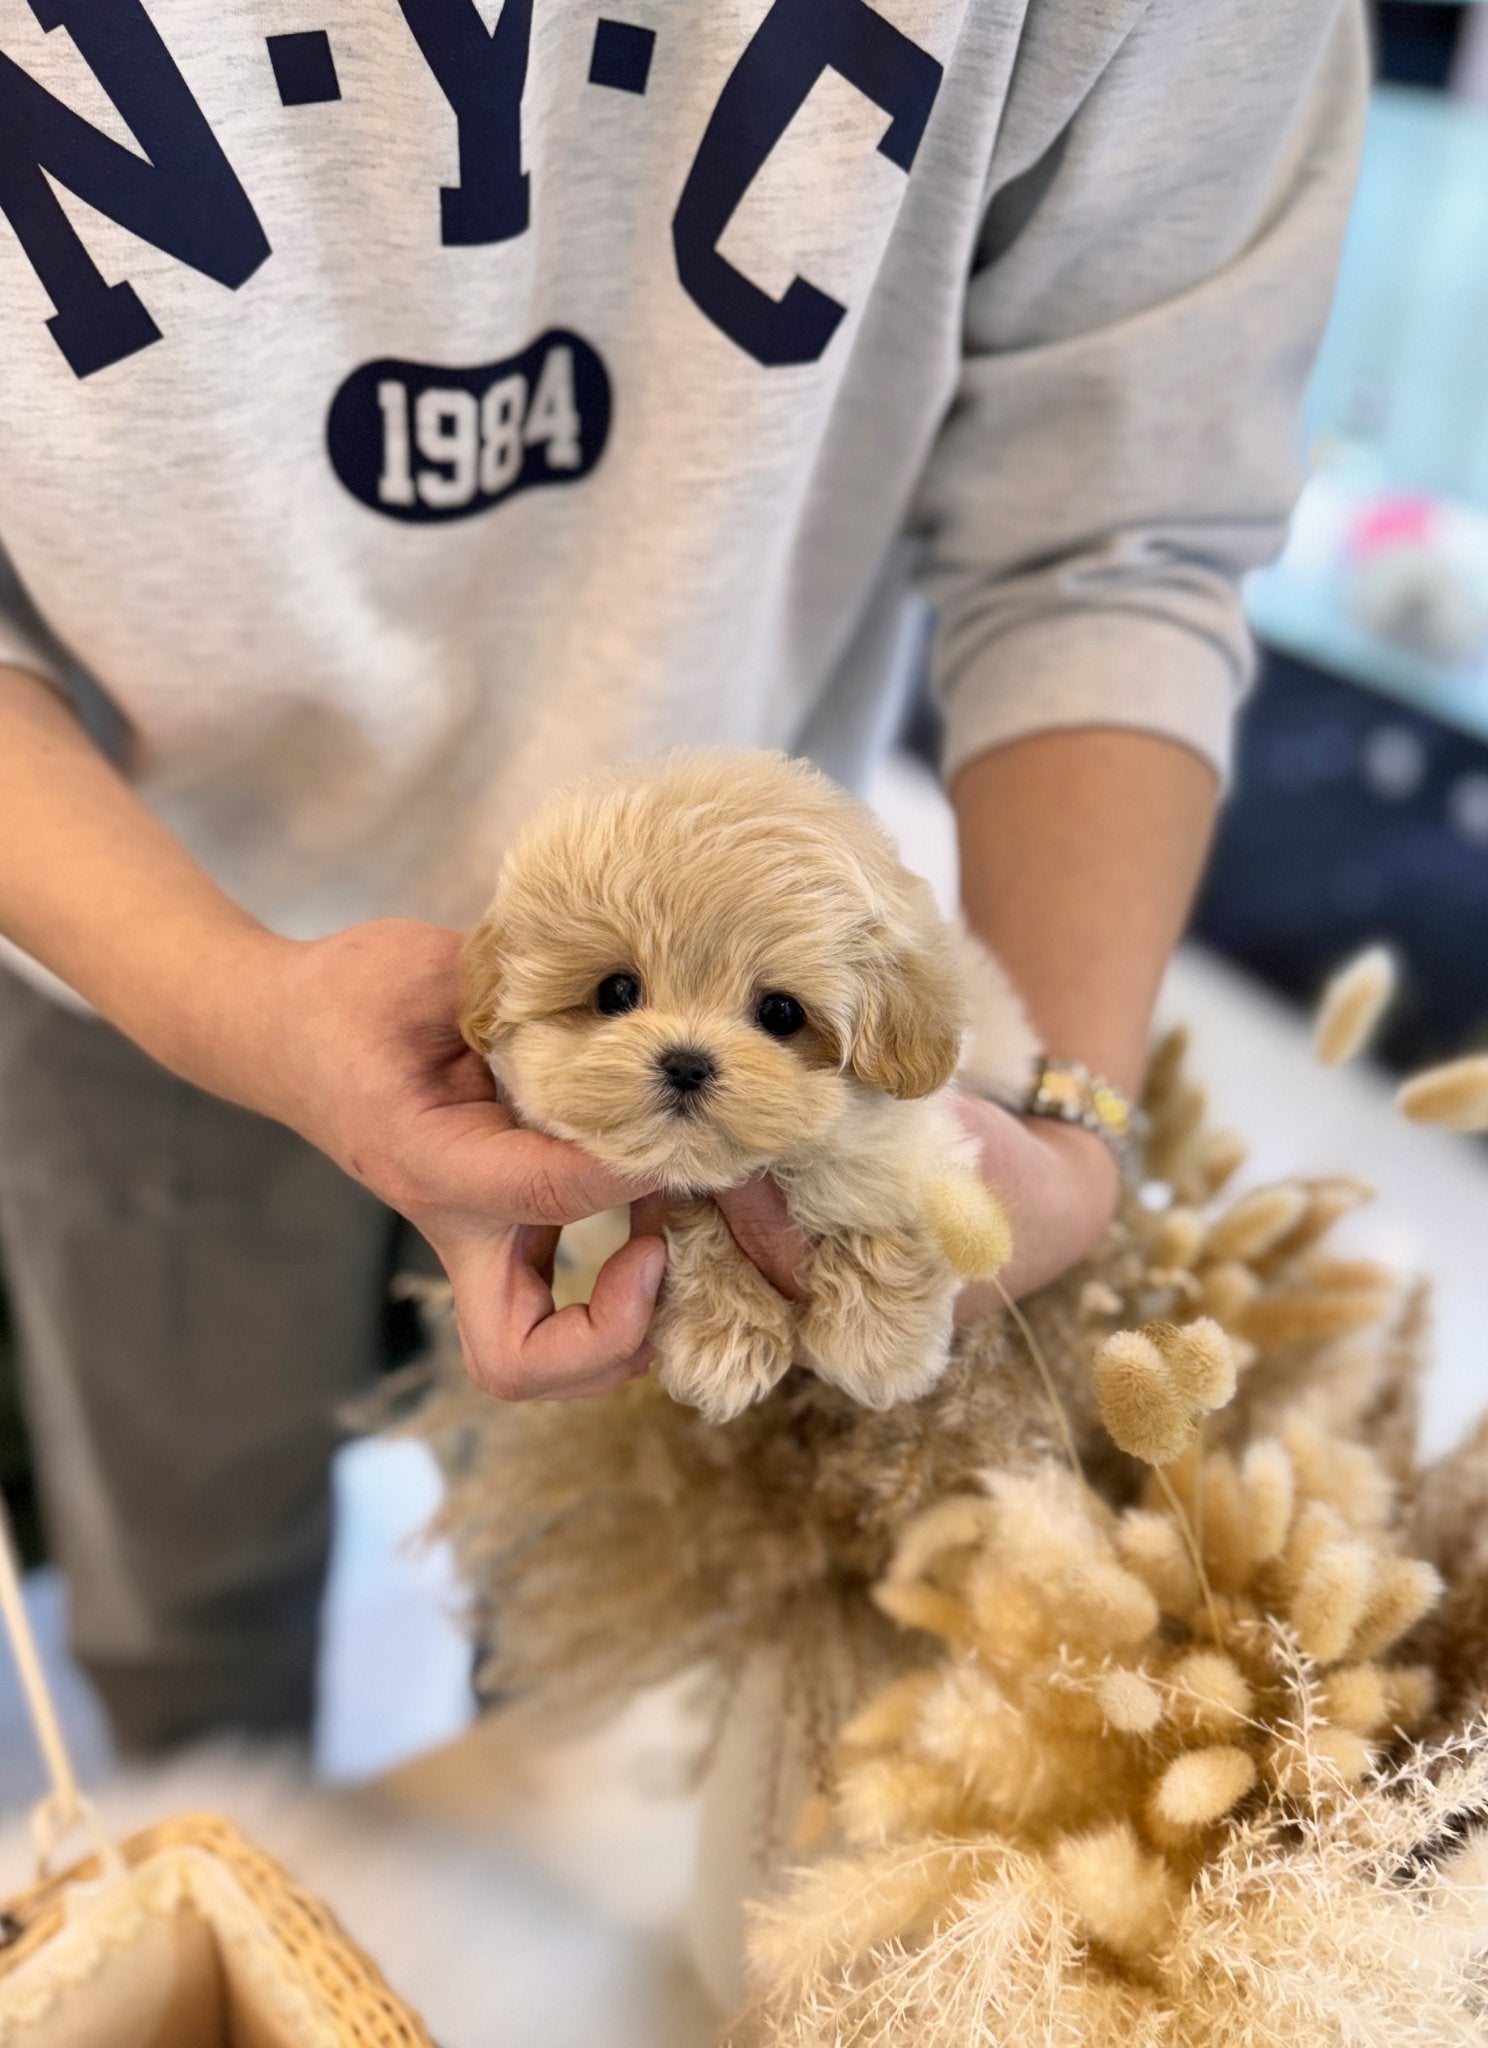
1314, 945, 1397, 1066
1398, 1054, 1488, 1133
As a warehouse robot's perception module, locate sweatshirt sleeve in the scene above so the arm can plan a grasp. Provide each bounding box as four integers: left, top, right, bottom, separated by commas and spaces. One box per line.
914, 0, 1369, 786
0, 542, 63, 687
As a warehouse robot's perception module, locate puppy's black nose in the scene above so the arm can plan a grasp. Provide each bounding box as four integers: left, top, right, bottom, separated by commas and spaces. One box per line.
657, 1045, 716, 1097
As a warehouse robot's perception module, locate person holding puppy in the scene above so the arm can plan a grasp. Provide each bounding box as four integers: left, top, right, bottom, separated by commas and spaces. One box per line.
0, 0, 1364, 1749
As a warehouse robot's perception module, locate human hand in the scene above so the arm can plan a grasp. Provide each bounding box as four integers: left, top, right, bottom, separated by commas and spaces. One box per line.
708, 1093, 1120, 1319
242, 919, 667, 1400
948, 1095, 1120, 1315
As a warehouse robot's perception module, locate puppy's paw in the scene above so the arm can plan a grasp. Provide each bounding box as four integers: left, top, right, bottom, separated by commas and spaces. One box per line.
651, 1199, 796, 1424
800, 1228, 954, 1410
654, 1313, 794, 1424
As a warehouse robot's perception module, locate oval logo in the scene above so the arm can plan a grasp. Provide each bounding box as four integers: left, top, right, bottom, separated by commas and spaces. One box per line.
326, 330, 611, 522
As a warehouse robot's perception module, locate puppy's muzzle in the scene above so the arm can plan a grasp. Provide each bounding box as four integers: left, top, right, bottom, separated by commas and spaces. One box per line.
656, 1044, 717, 1111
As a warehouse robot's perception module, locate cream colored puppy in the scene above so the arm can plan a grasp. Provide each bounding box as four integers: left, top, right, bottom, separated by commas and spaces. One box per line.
460, 750, 1039, 1422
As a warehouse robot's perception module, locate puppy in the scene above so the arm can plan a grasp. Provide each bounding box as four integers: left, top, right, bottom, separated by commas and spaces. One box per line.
460, 749, 1040, 1422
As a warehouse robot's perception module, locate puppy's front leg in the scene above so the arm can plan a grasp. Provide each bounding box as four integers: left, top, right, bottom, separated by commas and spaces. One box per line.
652, 1199, 796, 1424
799, 1227, 953, 1410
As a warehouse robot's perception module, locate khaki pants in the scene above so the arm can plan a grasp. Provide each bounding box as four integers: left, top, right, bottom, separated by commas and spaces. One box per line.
0, 969, 423, 1752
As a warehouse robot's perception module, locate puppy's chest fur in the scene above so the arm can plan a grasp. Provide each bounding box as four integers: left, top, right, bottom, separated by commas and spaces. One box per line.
773, 1086, 978, 1238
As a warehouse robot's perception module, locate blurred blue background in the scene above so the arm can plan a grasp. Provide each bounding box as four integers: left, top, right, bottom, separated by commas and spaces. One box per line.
1195, 0, 1488, 1070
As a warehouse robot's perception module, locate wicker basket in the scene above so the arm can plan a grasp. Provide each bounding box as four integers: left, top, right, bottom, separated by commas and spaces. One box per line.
0, 1500, 434, 2045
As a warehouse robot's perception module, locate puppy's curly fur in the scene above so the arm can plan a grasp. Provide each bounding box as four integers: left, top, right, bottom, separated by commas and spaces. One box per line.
460, 750, 1038, 1420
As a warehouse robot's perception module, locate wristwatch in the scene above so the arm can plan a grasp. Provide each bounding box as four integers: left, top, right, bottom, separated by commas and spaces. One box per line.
1020, 1056, 1147, 1186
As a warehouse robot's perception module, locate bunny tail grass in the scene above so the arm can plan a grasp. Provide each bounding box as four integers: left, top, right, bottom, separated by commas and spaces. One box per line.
923, 1173, 1013, 1280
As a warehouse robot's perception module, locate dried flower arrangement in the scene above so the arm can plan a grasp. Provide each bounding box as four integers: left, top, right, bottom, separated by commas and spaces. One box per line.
397, 1016, 1488, 2044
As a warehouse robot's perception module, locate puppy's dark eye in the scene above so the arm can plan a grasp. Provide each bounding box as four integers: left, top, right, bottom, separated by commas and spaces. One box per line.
595, 973, 643, 1016
756, 992, 806, 1039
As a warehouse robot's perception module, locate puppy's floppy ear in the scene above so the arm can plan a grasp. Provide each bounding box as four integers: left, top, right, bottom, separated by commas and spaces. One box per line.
458, 911, 507, 1055
848, 902, 966, 1100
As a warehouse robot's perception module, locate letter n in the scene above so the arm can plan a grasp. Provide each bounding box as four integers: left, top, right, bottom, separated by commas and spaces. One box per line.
0, 0, 270, 377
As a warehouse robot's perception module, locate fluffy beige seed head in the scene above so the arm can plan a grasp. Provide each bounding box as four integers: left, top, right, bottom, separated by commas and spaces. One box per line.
1311, 1724, 1374, 1784
1167, 1649, 1254, 1735
1314, 945, 1397, 1066
1195, 1452, 1251, 1596
1151, 1208, 1207, 1272
1063, 1559, 1162, 1650
1284, 1498, 1347, 1580
1150, 1745, 1257, 1834
884, 1496, 997, 1589
1195, 1126, 1248, 1196
872, 1579, 965, 1642
839, 1672, 936, 1756
1398, 1054, 1488, 1133
1115, 1510, 1201, 1617
1239, 1287, 1394, 1347
923, 1172, 1014, 1278
1239, 1440, 1296, 1565
1052, 1823, 1182, 1958
1266, 1723, 1373, 1795
1081, 1280, 1124, 1318
1318, 1663, 1389, 1735
1381, 1663, 1437, 1732
1306, 1255, 1397, 1293
1092, 1331, 1193, 1465
1206, 1183, 1310, 1263
1151, 1317, 1237, 1412
1348, 1556, 1444, 1660
1097, 1667, 1164, 1734
835, 1753, 960, 1847
1291, 1539, 1377, 1664
1197, 1259, 1261, 1325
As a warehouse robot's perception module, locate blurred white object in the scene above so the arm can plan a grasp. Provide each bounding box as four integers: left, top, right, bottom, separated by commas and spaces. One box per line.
315, 1437, 473, 1782
1348, 494, 1488, 665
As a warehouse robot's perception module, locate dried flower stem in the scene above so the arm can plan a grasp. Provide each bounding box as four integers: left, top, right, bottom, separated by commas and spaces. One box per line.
990, 1272, 1086, 1488
1154, 1464, 1224, 1648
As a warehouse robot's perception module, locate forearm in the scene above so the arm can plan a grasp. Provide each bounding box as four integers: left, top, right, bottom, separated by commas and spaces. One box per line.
0, 662, 281, 1100
952, 727, 1218, 1096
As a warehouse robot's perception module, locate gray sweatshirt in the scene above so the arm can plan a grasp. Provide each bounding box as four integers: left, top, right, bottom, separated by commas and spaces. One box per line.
0, 0, 1365, 976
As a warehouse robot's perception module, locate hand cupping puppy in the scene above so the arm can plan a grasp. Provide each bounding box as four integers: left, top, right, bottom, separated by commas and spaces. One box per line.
460, 749, 1039, 1421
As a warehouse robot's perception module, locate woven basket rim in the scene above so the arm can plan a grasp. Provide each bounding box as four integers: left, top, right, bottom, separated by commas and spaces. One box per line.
0, 1809, 434, 2045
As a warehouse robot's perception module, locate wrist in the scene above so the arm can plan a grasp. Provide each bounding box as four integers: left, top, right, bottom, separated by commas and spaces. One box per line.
129, 916, 302, 1114
1022, 1112, 1122, 1218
